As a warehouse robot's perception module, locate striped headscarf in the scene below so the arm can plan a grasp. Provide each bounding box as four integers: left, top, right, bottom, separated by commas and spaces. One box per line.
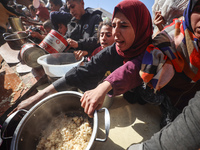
140, 0, 200, 92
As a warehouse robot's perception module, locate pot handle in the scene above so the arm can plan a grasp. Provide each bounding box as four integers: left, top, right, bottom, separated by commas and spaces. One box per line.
95, 107, 110, 142
2, 33, 11, 38
1, 109, 28, 140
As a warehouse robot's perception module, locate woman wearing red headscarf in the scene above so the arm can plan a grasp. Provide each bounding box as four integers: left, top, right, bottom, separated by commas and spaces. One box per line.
9, 0, 152, 118
81, 0, 153, 117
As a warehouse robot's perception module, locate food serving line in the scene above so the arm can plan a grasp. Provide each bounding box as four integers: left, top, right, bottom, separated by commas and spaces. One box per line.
0, 18, 161, 150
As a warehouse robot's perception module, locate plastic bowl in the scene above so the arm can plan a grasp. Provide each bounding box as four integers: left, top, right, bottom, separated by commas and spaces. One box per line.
37, 53, 84, 77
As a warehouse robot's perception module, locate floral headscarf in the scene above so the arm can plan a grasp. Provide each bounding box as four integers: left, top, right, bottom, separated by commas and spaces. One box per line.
140, 0, 200, 92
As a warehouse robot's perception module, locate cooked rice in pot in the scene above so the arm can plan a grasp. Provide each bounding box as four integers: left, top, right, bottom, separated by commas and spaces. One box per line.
36, 114, 92, 150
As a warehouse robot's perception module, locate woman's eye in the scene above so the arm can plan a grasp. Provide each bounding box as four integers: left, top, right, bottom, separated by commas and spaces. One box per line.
121, 25, 128, 28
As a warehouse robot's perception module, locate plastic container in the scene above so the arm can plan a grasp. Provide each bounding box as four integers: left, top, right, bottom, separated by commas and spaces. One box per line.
37, 53, 84, 77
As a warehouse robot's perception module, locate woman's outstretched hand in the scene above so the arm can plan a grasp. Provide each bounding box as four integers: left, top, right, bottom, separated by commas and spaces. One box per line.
80, 81, 112, 117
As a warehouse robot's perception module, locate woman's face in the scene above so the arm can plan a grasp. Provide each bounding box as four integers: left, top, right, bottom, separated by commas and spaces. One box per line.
191, 1, 200, 39
58, 24, 68, 36
112, 11, 135, 51
99, 25, 114, 48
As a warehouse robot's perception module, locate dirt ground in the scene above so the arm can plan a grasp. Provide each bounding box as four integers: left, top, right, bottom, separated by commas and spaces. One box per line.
93, 95, 161, 150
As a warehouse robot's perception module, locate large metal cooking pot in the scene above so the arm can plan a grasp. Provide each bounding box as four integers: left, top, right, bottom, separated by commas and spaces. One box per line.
1, 91, 110, 150
3, 32, 30, 50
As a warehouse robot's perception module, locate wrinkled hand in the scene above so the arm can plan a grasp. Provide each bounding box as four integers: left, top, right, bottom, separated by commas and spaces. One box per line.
74, 50, 88, 60
67, 38, 78, 48
154, 11, 166, 31
80, 81, 112, 117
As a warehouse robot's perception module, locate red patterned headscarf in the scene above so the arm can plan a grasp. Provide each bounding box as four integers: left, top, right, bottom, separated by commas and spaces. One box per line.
112, 0, 152, 62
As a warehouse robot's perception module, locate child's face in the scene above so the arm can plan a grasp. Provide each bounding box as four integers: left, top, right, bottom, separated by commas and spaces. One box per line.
112, 11, 135, 51
99, 25, 114, 49
191, 1, 200, 39
58, 24, 68, 36
50, 2, 60, 11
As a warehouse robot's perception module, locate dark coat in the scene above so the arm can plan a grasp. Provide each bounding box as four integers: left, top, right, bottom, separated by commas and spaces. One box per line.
66, 8, 102, 55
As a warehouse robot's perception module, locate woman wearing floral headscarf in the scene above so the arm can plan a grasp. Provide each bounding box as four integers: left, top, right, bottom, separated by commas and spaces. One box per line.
128, 0, 200, 149
140, 0, 200, 127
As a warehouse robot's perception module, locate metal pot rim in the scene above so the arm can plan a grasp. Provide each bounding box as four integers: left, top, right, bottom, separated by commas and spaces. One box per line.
4, 32, 29, 41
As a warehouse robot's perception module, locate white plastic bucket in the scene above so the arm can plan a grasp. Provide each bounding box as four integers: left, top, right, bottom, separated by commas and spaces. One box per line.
39, 29, 68, 53
37, 53, 84, 77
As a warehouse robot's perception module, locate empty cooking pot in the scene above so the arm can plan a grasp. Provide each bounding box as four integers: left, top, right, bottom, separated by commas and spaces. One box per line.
3, 32, 30, 50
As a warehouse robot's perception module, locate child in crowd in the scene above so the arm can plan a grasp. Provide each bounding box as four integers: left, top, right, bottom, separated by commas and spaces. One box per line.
49, 0, 63, 11
73, 18, 114, 61
50, 11, 72, 36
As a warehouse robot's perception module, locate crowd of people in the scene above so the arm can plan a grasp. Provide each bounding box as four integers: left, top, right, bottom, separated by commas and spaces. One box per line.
1, 0, 200, 149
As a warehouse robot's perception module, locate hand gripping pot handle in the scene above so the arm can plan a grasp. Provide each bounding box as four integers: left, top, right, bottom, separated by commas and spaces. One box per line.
1, 109, 28, 140
95, 107, 110, 142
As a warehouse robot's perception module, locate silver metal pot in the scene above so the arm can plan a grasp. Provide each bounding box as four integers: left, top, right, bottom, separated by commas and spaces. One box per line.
3, 32, 30, 50
1, 91, 110, 150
